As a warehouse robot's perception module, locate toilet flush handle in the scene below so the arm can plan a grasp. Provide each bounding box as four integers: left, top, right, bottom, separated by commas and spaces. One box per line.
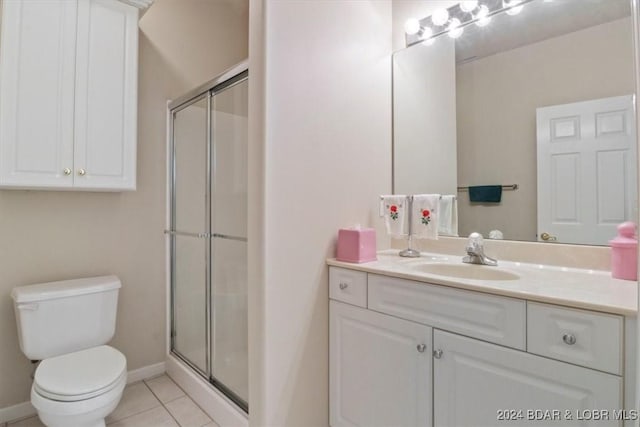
17, 303, 39, 311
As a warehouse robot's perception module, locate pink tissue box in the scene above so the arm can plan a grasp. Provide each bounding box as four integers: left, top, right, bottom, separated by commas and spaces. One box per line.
336, 227, 377, 263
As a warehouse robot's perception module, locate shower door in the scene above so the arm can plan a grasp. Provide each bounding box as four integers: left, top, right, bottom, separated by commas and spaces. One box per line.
169, 66, 248, 412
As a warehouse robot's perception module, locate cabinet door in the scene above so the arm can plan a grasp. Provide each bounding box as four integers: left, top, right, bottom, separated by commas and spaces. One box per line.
330, 301, 432, 427
0, 0, 77, 188
433, 330, 622, 427
73, 0, 138, 190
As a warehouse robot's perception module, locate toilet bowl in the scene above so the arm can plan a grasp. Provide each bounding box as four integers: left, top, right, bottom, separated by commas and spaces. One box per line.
11, 276, 126, 427
31, 346, 127, 427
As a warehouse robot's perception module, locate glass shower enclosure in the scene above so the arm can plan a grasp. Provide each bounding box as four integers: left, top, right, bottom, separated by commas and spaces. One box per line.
167, 64, 248, 412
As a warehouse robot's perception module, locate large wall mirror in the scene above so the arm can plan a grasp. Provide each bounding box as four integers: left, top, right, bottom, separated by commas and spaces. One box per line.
393, 0, 637, 246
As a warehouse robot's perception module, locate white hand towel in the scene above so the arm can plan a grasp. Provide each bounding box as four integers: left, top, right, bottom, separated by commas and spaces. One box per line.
438, 195, 458, 237
380, 195, 408, 237
412, 194, 440, 239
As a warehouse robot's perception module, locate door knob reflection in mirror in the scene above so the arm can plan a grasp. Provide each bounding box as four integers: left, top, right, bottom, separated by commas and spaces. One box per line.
540, 232, 557, 242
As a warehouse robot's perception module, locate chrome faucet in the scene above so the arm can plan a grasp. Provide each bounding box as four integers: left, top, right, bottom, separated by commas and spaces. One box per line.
463, 232, 498, 266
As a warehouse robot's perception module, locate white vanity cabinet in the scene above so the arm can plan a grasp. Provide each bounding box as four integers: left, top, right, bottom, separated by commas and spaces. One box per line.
329, 266, 627, 427
434, 330, 622, 427
0, 0, 143, 191
330, 301, 432, 427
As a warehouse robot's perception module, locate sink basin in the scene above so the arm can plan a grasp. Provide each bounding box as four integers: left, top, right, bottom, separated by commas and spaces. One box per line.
411, 262, 520, 281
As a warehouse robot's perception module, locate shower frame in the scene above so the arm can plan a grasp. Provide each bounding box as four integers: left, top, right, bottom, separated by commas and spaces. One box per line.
166, 62, 249, 413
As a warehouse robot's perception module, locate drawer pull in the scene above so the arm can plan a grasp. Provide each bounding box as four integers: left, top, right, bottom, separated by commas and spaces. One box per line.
339, 282, 349, 290
562, 333, 577, 345
417, 344, 426, 353
433, 349, 443, 359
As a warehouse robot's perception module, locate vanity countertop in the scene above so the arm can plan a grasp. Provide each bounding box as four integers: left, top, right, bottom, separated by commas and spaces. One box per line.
327, 249, 638, 316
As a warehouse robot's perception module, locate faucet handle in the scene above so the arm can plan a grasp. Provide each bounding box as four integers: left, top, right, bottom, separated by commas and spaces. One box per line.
468, 232, 484, 244
466, 232, 484, 252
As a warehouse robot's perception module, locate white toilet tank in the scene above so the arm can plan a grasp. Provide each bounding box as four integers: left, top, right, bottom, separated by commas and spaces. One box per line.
11, 275, 121, 360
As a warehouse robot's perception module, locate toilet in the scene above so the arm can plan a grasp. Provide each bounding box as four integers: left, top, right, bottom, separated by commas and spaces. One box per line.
12, 276, 127, 427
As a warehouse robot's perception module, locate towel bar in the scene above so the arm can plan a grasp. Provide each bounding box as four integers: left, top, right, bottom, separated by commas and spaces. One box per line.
457, 184, 518, 192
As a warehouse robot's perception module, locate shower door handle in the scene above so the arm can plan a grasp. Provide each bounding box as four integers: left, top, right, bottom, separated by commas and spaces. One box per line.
164, 230, 209, 238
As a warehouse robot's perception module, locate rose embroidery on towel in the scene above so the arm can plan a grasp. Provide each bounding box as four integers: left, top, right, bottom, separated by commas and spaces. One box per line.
390, 205, 399, 220
421, 209, 431, 225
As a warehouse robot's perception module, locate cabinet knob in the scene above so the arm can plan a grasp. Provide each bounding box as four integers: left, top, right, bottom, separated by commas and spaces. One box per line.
562, 333, 576, 345
416, 344, 426, 353
339, 282, 348, 290
78, 168, 86, 176
63, 168, 71, 176
540, 232, 557, 242
433, 349, 443, 359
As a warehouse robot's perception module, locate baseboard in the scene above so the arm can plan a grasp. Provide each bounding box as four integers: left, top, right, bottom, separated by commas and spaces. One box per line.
0, 401, 35, 425
0, 361, 167, 424
166, 355, 248, 427
126, 361, 166, 384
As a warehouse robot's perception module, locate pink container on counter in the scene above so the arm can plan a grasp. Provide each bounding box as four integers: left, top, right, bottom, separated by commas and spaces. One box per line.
336, 227, 377, 263
610, 221, 638, 281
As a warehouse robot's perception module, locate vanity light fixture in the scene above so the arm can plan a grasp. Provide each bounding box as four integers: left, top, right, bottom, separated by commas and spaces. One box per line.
432, 8, 450, 26
404, 0, 537, 47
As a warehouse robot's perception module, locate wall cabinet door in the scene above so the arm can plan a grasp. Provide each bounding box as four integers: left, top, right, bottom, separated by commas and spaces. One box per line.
433, 330, 623, 427
0, 0, 77, 188
330, 301, 432, 427
0, 0, 139, 191
73, 0, 138, 190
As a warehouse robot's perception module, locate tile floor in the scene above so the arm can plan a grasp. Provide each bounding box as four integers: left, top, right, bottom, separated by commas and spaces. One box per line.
7, 375, 219, 427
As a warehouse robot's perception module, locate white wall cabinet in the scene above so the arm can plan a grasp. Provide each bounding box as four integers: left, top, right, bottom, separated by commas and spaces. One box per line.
329, 267, 627, 427
0, 0, 143, 191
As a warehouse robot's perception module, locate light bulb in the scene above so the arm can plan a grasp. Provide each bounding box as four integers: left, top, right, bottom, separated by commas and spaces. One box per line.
404, 18, 421, 35
474, 4, 491, 26
475, 4, 489, 18
459, 0, 478, 13
476, 15, 491, 27
432, 8, 450, 26
448, 18, 464, 38
419, 26, 433, 40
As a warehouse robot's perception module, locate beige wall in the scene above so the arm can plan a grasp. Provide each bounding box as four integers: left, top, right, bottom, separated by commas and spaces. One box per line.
248, 0, 392, 424
456, 17, 634, 240
0, 0, 247, 409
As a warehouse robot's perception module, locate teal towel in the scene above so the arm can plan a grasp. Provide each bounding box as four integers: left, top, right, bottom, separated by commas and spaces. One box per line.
468, 185, 502, 203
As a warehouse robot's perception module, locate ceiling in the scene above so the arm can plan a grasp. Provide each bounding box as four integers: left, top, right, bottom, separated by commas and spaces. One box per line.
454, 0, 631, 63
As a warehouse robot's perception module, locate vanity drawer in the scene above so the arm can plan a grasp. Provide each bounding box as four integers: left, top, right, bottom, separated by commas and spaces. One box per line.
368, 274, 526, 350
527, 302, 623, 375
329, 267, 367, 308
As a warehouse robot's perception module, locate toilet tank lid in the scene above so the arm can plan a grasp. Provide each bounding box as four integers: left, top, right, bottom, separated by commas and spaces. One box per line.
11, 275, 121, 304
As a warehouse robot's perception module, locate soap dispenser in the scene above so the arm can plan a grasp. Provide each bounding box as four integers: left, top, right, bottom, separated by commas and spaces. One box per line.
610, 221, 638, 281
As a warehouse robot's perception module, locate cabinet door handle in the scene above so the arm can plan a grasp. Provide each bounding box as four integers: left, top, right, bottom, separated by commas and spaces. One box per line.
433, 349, 443, 359
339, 282, 348, 290
540, 232, 557, 242
562, 333, 576, 345
416, 344, 426, 353
63, 168, 71, 176
78, 168, 86, 176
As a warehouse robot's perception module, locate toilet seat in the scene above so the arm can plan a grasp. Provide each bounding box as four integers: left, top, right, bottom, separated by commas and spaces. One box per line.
34, 345, 126, 402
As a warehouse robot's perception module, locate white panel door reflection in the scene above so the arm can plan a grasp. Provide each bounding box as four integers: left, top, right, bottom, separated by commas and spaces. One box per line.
537, 95, 637, 245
